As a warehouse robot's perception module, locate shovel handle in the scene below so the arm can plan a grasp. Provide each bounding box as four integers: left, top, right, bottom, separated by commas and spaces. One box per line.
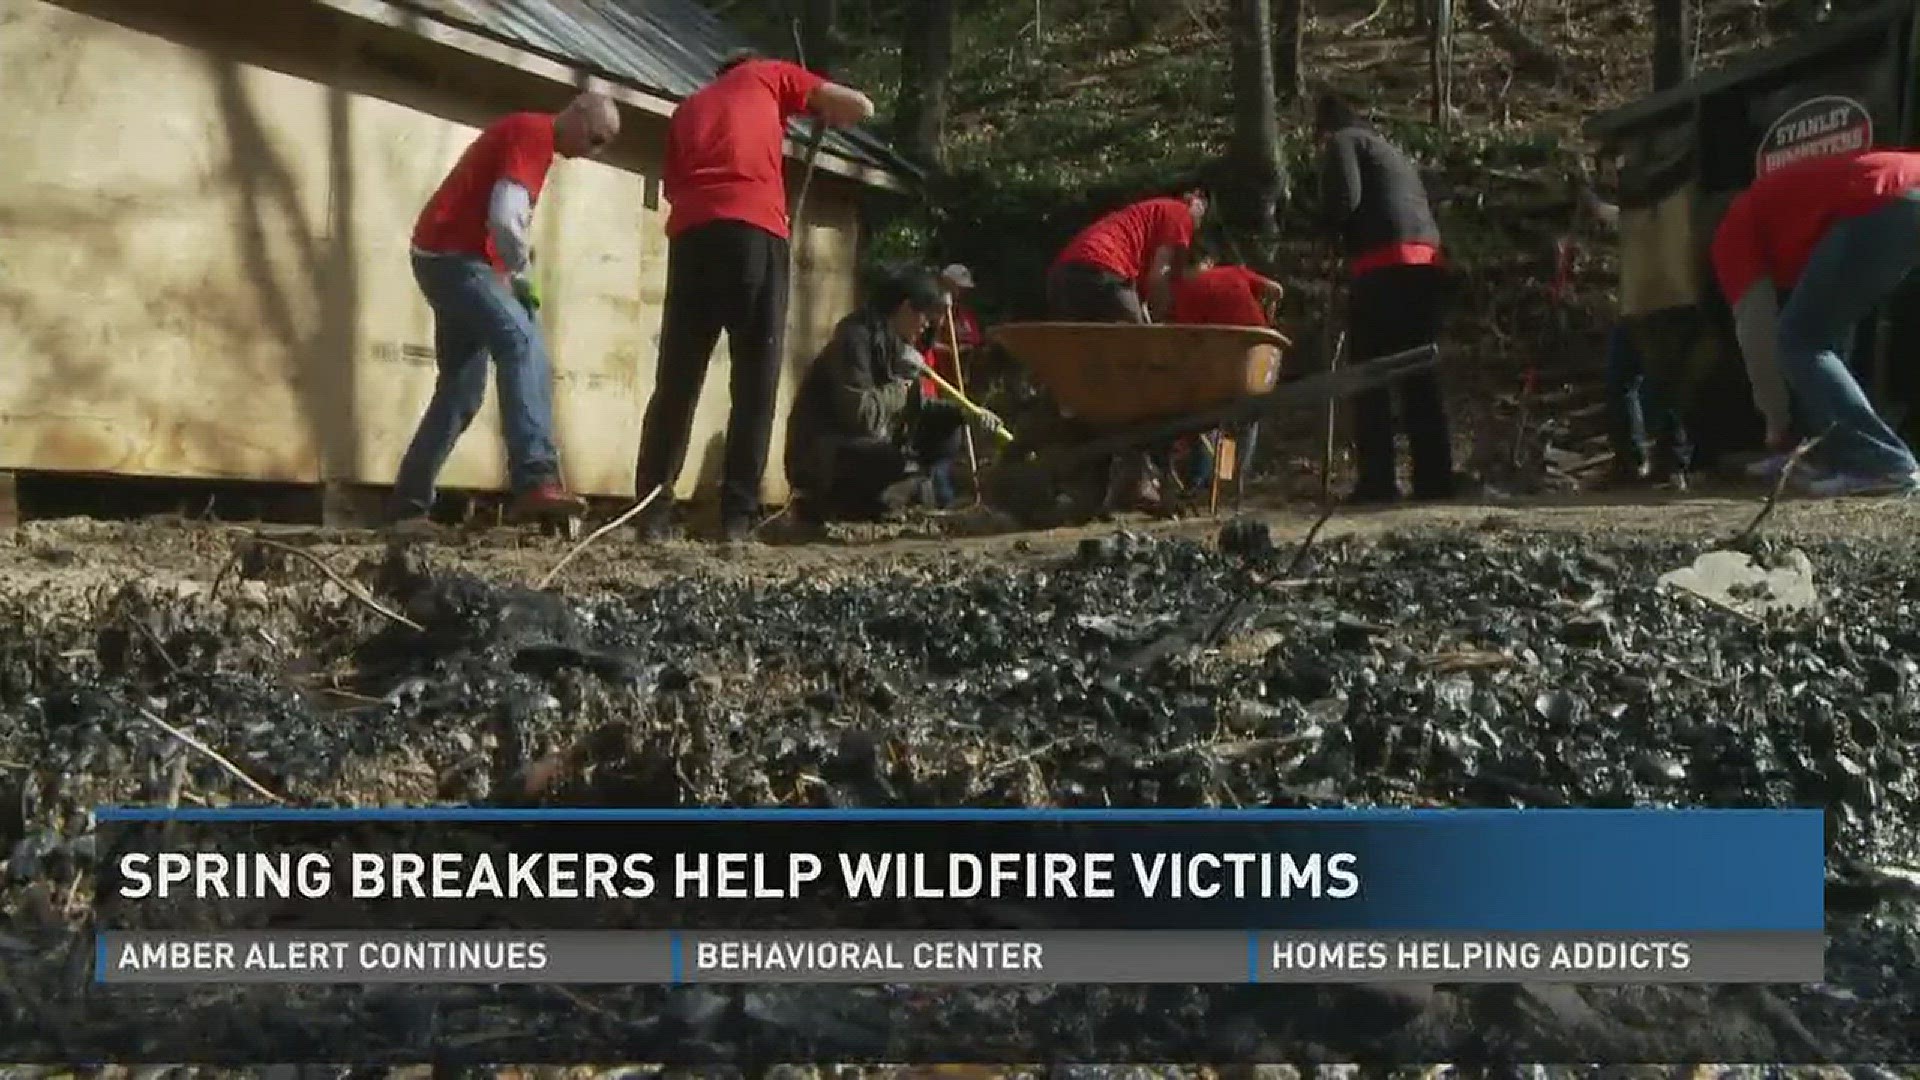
916, 362, 1015, 444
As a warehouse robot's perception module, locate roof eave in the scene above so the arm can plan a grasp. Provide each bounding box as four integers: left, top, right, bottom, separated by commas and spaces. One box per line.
312, 0, 914, 194
1585, 0, 1920, 141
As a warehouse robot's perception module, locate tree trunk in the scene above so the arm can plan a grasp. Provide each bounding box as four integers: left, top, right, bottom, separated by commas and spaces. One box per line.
1429, 0, 1454, 127
1652, 0, 1693, 90
1227, 0, 1286, 262
1464, 0, 1568, 83
1274, 0, 1306, 102
893, 0, 957, 169
799, 0, 839, 76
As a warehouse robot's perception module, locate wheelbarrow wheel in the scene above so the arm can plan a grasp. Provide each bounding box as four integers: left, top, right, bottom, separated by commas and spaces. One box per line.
980, 451, 1109, 529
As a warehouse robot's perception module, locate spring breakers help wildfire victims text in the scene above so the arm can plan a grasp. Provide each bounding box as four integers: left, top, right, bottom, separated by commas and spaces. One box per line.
115, 850, 1363, 901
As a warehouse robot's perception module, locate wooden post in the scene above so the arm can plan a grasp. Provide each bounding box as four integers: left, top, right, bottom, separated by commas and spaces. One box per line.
0, 472, 17, 532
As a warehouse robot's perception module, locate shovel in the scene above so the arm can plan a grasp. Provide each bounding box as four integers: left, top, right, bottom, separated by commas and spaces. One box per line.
911, 358, 1017, 445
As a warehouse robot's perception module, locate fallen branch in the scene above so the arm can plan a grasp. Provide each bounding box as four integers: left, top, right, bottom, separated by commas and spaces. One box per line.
1667, 584, 1766, 625
1341, 0, 1394, 35
124, 614, 182, 676
1464, 0, 1569, 82
137, 707, 286, 803
537, 485, 664, 591
984, 737, 1075, 777
1285, 501, 1338, 578
242, 537, 423, 632
1731, 428, 1830, 547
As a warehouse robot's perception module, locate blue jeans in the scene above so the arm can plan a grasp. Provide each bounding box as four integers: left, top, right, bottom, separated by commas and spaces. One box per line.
392, 254, 562, 515
1775, 192, 1920, 478
1604, 325, 1691, 473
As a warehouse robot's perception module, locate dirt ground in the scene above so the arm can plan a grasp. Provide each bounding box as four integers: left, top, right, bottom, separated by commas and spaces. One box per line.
6, 479, 1916, 598
7, 484, 1920, 1070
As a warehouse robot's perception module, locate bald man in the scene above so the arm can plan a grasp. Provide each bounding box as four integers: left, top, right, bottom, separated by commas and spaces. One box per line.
389, 92, 620, 530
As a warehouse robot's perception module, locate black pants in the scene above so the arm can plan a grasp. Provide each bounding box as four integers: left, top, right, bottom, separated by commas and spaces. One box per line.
634, 220, 790, 524
1045, 263, 1146, 322
1348, 264, 1453, 498
813, 405, 966, 519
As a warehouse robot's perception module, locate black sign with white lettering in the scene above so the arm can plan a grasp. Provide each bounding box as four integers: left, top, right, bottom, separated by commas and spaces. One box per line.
1755, 94, 1873, 176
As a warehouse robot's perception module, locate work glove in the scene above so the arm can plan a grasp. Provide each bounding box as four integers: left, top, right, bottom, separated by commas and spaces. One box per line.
511, 273, 542, 316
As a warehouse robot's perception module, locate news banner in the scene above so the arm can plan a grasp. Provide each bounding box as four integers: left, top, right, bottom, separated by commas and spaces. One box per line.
91, 807, 1823, 985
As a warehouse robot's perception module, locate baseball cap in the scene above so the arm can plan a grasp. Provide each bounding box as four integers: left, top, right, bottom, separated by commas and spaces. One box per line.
939, 263, 975, 289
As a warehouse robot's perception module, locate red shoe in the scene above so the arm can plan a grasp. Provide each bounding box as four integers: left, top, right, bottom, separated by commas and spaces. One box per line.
508, 480, 586, 521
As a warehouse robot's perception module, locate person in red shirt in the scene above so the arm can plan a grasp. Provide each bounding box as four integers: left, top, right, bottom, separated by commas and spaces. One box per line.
632, 51, 875, 544
918, 264, 982, 395
1169, 243, 1286, 327
1162, 239, 1287, 490
916, 263, 984, 507
1046, 184, 1208, 322
390, 92, 620, 531
1044, 183, 1207, 513
1711, 149, 1920, 496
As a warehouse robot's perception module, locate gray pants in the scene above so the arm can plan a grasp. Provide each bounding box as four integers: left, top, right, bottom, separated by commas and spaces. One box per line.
1045, 262, 1146, 322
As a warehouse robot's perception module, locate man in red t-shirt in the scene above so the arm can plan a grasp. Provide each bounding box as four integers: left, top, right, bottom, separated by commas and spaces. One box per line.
919, 263, 982, 395
1044, 184, 1206, 513
1711, 149, 1920, 496
1161, 240, 1287, 490
1169, 244, 1285, 328
1046, 184, 1207, 323
390, 92, 620, 531
632, 51, 875, 544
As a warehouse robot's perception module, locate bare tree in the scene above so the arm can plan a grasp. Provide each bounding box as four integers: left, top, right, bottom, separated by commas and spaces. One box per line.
1464, 0, 1568, 83
1653, 0, 1693, 89
894, 0, 958, 168
1429, 0, 1455, 127
799, 0, 839, 76
1226, 0, 1287, 259
1275, 0, 1306, 102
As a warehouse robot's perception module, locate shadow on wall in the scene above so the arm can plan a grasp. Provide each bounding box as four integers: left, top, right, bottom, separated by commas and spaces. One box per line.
207, 53, 361, 485
0, 14, 358, 483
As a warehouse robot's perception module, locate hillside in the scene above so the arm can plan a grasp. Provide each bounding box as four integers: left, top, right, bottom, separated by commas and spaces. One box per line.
736, 0, 1795, 484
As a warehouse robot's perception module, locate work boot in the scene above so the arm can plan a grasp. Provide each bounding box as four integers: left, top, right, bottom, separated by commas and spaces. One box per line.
880, 476, 935, 513
763, 498, 828, 545
507, 480, 586, 522
382, 513, 442, 539
630, 499, 682, 543
719, 514, 759, 545
1646, 462, 1689, 493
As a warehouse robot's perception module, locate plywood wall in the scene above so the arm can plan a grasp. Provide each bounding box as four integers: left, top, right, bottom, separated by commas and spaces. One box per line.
1619, 182, 1703, 318
0, 0, 863, 503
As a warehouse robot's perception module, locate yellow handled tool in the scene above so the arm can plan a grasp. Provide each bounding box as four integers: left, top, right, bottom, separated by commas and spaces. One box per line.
911, 358, 1016, 445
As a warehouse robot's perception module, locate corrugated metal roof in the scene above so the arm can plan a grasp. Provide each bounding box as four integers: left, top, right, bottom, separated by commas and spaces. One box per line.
387, 0, 921, 183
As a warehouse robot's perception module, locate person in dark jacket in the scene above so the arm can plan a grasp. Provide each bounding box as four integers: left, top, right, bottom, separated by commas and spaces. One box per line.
783, 267, 971, 524
1316, 93, 1455, 503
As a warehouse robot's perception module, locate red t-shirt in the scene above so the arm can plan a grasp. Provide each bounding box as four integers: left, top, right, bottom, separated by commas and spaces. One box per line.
411, 113, 556, 270
918, 305, 981, 396
1052, 197, 1197, 288
1170, 265, 1270, 326
664, 59, 827, 240
1712, 150, 1920, 304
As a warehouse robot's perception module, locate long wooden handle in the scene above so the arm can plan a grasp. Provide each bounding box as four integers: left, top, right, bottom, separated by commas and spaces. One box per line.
916, 361, 1015, 444
943, 298, 983, 482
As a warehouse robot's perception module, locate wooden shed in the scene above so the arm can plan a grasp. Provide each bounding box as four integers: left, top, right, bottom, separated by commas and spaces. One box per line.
0, 0, 919, 520
1584, 0, 1920, 458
